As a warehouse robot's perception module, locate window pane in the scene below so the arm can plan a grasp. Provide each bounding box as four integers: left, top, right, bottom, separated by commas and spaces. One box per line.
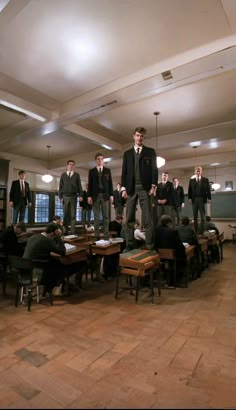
55, 194, 64, 219
35, 193, 50, 223
76, 203, 82, 223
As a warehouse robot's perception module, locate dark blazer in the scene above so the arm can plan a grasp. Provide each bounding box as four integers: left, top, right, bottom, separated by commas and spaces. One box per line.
173, 185, 185, 208
121, 146, 158, 195
157, 181, 174, 205
113, 189, 126, 207
188, 177, 211, 203
9, 180, 31, 205
88, 167, 113, 200
155, 225, 186, 261
177, 224, 199, 246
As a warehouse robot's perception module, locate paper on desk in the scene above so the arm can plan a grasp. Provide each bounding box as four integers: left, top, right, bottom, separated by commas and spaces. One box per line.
64, 235, 78, 239
183, 242, 190, 248
95, 239, 111, 246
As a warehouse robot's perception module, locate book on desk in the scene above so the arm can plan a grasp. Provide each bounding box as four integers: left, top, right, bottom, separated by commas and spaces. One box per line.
64, 242, 77, 253
64, 235, 78, 240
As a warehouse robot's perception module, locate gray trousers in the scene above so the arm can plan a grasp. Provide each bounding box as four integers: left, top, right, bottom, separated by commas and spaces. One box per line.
12, 198, 26, 224
63, 196, 77, 234
125, 185, 154, 249
192, 198, 206, 234
82, 208, 91, 228
93, 194, 110, 239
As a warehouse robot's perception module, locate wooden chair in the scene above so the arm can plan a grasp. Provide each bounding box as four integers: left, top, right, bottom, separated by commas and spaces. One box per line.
228, 225, 236, 244
8, 256, 53, 311
218, 232, 224, 261
157, 248, 177, 288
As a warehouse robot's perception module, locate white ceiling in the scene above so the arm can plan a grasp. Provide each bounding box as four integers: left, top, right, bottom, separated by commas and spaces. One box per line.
1, 0, 236, 181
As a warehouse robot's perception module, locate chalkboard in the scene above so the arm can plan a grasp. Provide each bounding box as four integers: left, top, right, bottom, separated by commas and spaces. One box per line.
182, 192, 236, 219
211, 192, 236, 219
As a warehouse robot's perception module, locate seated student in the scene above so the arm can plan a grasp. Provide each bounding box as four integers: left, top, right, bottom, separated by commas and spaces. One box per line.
205, 216, 220, 263
52, 215, 65, 236
23, 223, 66, 294
155, 215, 186, 286
177, 216, 199, 246
109, 215, 123, 237
3, 222, 28, 256
177, 216, 201, 276
205, 216, 219, 235
102, 216, 124, 281
134, 220, 146, 248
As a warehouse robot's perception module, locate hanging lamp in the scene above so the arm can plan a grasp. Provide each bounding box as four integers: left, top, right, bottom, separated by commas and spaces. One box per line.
42, 145, 53, 183
153, 111, 165, 168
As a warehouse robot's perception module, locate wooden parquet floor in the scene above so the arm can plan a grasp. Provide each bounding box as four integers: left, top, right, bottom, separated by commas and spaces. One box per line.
0, 243, 236, 409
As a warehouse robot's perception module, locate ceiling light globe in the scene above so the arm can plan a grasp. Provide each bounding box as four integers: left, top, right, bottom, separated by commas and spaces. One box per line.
42, 174, 53, 183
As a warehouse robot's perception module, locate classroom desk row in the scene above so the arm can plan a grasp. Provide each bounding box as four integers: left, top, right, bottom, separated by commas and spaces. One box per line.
48, 231, 224, 301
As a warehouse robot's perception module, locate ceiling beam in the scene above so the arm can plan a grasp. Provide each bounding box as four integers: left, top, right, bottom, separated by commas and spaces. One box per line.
64, 124, 123, 152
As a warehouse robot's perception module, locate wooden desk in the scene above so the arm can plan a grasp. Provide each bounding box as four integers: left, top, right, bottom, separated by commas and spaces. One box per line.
64, 236, 89, 244
184, 245, 196, 287
91, 242, 121, 256
91, 243, 122, 281
218, 232, 224, 261
51, 246, 87, 295
117, 249, 160, 303
198, 238, 208, 271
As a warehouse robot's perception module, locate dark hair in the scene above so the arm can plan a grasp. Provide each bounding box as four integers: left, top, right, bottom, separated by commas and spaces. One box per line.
134, 127, 146, 135
95, 152, 104, 160
160, 215, 173, 226
18, 170, 25, 176
181, 216, 190, 226
206, 216, 211, 222
45, 223, 59, 234
15, 221, 26, 233
67, 160, 75, 165
53, 215, 61, 221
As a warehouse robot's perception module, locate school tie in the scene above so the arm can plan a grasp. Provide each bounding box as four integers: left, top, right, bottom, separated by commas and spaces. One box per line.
136, 148, 140, 155
21, 181, 24, 195
99, 168, 102, 174
69, 172, 71, 178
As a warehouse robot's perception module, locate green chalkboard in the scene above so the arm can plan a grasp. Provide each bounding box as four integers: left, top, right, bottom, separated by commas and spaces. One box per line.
211, 191, 236, 219
182, 192, 236, 219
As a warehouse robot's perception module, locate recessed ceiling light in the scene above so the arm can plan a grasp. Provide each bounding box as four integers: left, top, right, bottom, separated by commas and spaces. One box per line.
189, 141, 201, 147
101, 144, 112, 150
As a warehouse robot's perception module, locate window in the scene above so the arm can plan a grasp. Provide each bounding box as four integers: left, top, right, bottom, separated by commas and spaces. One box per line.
54, 194, 64, 219
76, 202, 82, 223
35, 193, 50, 223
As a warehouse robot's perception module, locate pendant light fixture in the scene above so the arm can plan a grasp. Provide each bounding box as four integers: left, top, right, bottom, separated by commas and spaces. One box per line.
42, 145, 53, 183
153, 111, 165, 168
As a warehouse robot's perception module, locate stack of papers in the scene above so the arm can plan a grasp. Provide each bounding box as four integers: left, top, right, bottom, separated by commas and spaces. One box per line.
65, 243, 76, 253
110, 238, 124, 243
95, 239, 111, 246
64, 235, 78, 239
183, 242, 190, 248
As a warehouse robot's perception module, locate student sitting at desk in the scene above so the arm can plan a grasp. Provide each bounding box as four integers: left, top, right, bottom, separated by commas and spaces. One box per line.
2, 222, 28, 256
205, 216, 219, 235
155, 215, 186, 286
23, 223, 66, 295
177, 216, 201, 277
